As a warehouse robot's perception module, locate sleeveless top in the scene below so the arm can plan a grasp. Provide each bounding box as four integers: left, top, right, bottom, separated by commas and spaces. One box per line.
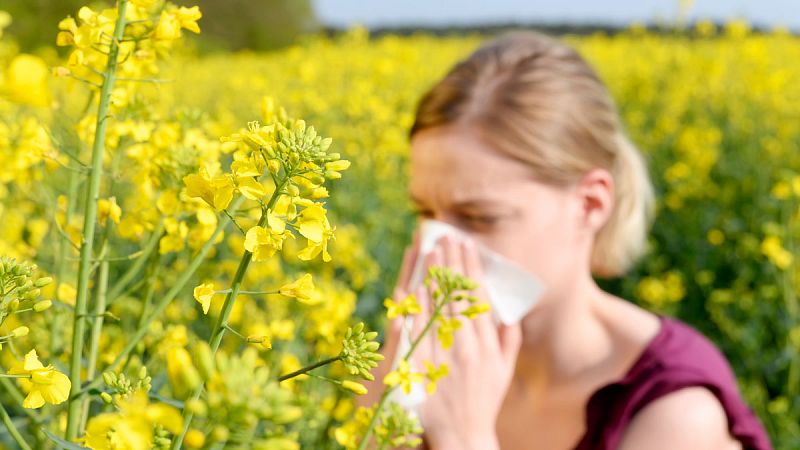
573, 314, 772, 450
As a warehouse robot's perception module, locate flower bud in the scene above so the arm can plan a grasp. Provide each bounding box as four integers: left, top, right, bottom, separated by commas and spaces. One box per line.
341, 380, 368, 395
34, 277, 53, 287
210, 426, 230, 442
33, 300, 52, 312
324, 170, 342, 180
11, 326, 29, 337
185, 398, 207, 417
100, 392, 113, 404
103, 371, 117, 387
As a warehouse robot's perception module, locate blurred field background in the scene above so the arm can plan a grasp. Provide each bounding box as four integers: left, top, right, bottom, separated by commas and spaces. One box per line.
1, 0, 799, 448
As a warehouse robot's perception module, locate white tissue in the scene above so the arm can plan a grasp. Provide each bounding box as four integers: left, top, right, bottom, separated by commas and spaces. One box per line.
387, 219, 546, 415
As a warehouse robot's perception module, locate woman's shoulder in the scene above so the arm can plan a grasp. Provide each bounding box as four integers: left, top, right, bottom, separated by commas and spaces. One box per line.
629, 314, 739, 383
576, 313, 773, 450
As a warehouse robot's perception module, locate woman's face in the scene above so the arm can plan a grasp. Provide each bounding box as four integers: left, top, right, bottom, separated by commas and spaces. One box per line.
409, 124, 610, 294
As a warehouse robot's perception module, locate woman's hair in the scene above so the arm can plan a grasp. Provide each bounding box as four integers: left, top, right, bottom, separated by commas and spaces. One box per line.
409, 30, 656, 278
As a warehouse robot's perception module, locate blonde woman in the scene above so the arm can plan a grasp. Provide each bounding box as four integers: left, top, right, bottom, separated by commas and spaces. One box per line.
359, 30, 771, 450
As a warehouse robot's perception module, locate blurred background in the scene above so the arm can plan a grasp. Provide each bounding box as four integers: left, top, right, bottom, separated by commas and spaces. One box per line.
1, 0, 798, 448
2, 0, 798, 51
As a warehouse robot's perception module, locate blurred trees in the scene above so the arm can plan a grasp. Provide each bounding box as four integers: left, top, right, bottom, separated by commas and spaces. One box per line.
1, 0, 321, 52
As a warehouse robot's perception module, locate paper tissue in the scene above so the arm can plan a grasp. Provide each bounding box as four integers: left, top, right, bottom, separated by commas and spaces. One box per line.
387, 219, 546, 415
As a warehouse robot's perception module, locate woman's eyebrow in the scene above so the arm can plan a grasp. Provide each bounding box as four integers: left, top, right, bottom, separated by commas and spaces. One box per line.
409, 191, 510, 210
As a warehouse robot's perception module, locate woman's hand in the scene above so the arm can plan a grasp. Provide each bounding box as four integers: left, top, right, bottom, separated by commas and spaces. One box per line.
357, 228, 423, 409
412, 234, 522, 450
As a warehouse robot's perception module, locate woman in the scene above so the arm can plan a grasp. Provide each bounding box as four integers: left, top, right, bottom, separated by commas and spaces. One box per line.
359, 30, 771, 449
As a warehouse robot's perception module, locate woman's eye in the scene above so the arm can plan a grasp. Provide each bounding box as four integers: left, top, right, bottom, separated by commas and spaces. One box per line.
413, 209, 433, 218
464, 215, 500, 225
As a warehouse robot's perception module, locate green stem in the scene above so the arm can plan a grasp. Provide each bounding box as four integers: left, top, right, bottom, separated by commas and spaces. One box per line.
52, 171, 79, 356
0, 400, 31, 450
169, 224, 264, 450
278, 356, 341, 382
81, 139, 122, 429
65, 0, 129, 440
106, 220, 164, 304
171, 181, 288, 450
80, 254, 110, 430
136, 254, 161, 330
357, 298, 446, 450
119, 252, 161, 373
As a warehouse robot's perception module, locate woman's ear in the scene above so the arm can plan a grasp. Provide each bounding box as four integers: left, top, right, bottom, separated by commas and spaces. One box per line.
575, 168, 614, 234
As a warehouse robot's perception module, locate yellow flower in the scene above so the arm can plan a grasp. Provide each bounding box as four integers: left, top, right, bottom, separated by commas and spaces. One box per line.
761, 235, 793, 270
83, 390, 183, 450
159, 218, 189, 254
383, 360, 423, 395
383, 293, 421, 319
183, 166, 234, 211
57, 282, 77, 306
334, 406, 373, 449
461, 303, 491, 319
235, 176, 269, 200
244, 210, 293, 261
423, 361, 449, 394
436, 317, 462, 350
166, 347, 201, 399
184, 429, 206, 449
84, 412, 151, 450
278, 273, 321, 305
176, 6, 202, 34
97, 197, 122, 225
193, 282, 216, 314
3, 54, 50, 107
7, 349, 71, 409
707, 228, 725, 246
295, 203, 334, 262
129, 0, 158, 9
154, 6, 202, 40
154, 10, 181, 40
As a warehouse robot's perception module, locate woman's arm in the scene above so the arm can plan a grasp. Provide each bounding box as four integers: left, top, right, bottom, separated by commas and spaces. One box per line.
618, 387, 743, 450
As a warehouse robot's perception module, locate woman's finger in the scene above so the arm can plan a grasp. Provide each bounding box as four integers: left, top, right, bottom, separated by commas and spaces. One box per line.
442, 234, 465, 276
461, 237, 485, 281
424, 243, 445, 293
498, 322, 523, 367
410, 284, 433, 367
459, 238, 497, 351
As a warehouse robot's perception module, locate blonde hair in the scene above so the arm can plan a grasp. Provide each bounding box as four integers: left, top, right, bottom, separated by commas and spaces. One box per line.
409, 30, 656, 278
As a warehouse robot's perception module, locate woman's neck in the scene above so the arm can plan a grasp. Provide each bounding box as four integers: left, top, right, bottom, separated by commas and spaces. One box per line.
513, 275, 617, 396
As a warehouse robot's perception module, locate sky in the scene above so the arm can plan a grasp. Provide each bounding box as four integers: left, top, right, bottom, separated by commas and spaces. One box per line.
312, 0, 799, 30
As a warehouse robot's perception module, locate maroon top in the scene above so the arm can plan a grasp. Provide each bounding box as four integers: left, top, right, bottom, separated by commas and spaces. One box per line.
573, 314, 772, 450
